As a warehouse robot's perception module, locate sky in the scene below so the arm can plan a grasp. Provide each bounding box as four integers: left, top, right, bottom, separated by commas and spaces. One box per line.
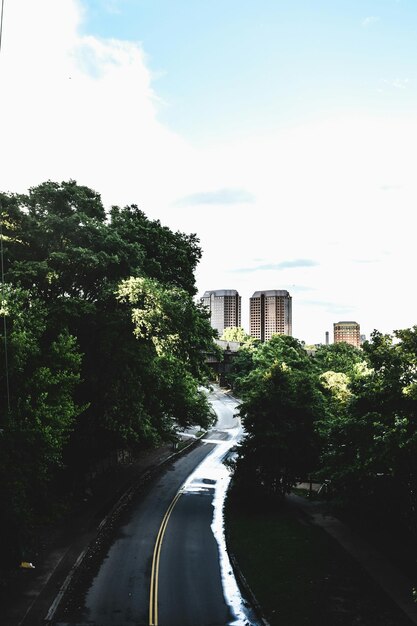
1, 0, 416, 343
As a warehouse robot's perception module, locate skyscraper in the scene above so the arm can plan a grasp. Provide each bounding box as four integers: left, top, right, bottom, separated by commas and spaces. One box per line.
249, 290, 292, 341
201, 289, 241, 336
333, 321, 361, 348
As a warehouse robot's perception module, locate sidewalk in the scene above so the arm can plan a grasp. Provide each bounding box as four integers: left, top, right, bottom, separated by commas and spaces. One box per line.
288, 493, 417, 625
0, 441, 191, 626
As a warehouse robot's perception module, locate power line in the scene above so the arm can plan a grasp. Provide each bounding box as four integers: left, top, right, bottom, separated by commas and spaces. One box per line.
0, 216, 10, 413
0, 0, 5, 56
0, 0, 10, 414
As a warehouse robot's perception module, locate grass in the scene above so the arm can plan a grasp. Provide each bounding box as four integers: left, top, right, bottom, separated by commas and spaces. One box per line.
225, 490, 414, 626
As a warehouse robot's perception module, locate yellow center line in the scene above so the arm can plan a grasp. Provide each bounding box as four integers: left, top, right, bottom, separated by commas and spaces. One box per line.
149, 490, 183, 625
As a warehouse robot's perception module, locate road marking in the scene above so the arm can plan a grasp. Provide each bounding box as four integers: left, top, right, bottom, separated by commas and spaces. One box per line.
149, 490, 182, 625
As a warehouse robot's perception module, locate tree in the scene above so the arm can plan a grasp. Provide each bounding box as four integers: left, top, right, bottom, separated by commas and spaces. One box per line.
2, 181, 211, 453
109, 205, 201, 296
1, 179, 216, 578
314, 342, 365, 377
117, 276, 216, 432
317, 328, 417, 534
0, 286, 82, 567
232, 335, 324, 501
220, 326, 256, 346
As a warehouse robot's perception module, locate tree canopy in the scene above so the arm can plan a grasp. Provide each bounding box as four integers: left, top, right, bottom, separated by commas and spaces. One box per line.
0, 180, 214, 571
229, 330, 417, 539
232, 336, 324, 500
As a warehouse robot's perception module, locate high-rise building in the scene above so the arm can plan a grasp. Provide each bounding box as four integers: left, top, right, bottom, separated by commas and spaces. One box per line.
249, 290, 292, 341
201, 289, 241, 336
333, 321, 361, 348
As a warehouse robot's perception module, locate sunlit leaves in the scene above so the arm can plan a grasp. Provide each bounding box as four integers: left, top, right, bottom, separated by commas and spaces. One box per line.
117, 275, 216, 431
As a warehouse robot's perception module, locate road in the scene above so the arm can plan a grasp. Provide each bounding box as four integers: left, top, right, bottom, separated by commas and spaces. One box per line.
53, 387, 259, 626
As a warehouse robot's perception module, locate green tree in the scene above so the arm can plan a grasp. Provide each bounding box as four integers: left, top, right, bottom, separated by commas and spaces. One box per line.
109, 205, 201, 295
0, 286, 82, 567
232, 336, 324, 501
314, 342, 364, 377
318, 328, 417, 533
1, 179, 216, 578
220, 326, 256, 346
117, 276, 215, 432
2, 181, 209, 454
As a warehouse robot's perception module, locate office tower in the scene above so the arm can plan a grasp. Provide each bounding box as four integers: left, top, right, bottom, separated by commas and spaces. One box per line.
201, 290, 241, 335
325, 331, 329, 345
249, 290, 292, 341
333, 321, 361, 348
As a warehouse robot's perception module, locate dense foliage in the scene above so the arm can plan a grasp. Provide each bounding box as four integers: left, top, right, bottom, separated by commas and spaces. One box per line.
230, 330, 417, 535
232, 336, 324, 500
0, 180, 215, 571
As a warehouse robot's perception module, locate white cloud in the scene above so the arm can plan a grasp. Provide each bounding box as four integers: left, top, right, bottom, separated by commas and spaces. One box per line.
362, 16, 380, 27
175, 188, 255, 207
0, 0, 192, 209
1, 1, 416, 343
380, 77, 410, 89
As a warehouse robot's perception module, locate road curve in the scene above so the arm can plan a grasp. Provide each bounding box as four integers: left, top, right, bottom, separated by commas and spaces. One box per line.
54, 387, 258, 626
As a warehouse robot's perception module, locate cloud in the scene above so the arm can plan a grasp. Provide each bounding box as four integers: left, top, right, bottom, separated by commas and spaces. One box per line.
174, 188, 255, 207
361, 16, 380, 27
1, 1, 417, 345
380, 78, 410, 90
0, 0, 192, 210
232, 259, 318, 273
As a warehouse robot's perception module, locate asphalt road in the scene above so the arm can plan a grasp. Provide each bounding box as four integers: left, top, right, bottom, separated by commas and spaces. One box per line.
54, 388, 256, 626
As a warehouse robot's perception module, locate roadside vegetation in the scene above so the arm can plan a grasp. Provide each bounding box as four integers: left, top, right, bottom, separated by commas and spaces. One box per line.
0, 180, 215, 583
224, 328, 417, 623
226, 493, 413, 626
225, 329, 417, 543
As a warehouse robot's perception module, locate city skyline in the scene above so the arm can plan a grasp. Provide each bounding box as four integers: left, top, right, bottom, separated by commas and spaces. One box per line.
201, 288, 365, 346
1, 1, 416, 344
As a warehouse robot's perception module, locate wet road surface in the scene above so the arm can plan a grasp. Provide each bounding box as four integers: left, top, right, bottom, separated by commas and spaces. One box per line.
53, 388, 258, 626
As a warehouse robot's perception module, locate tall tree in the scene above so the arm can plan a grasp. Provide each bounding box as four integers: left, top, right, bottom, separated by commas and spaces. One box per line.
0, 286, 82, 567
117, 276, 216, 432
232, 336, 324, 500
318, 328, 417, 532
2, 181, 210, 453
1, 179, 216, 578
314, 342, 364, 377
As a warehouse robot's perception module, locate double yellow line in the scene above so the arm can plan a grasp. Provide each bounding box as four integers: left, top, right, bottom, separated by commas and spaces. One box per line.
149, 490, 183, 625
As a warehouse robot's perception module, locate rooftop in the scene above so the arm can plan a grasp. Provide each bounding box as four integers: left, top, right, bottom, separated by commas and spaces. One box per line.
202, 290, 240, 297
251, 290, 291, 298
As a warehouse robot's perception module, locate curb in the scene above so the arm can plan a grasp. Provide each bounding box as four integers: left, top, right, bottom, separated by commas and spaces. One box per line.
35, 434, 207, 625
227, 547, 271, 626
224, 482, 270, 626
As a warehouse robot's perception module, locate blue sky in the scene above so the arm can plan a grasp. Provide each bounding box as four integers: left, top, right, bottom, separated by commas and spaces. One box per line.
1, 0, 416, 342
81, 0, 417, 140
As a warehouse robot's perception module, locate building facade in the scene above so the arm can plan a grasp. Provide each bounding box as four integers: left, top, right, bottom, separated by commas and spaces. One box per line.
333, 321, 361, 348
201, 289, 241, 336
249, 290, 292, 341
